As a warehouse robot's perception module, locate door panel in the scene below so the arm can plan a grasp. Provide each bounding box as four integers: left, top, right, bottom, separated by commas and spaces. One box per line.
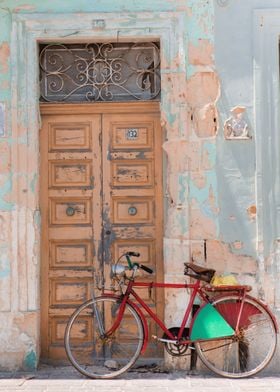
40, 113, 102, 360
102, 112, 163, 358
40, 104, 163, 362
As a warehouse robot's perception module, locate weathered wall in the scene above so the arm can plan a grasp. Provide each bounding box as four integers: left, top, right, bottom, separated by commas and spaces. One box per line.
0, 0, 279, 371
214, 0, 280, 310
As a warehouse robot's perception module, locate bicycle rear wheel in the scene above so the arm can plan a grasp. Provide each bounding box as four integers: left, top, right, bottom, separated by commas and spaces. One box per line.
64, 296, 144, 379
195, 295, 277, 378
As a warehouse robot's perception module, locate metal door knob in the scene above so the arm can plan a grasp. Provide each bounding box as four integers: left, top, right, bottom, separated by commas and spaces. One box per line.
66, 206, 75, 216
128, 206, 137, 216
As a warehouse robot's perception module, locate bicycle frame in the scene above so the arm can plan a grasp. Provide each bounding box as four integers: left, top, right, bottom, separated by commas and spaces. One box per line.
103, 278, 249, 353
128, 280, 206, 341
65, 256, 279, 379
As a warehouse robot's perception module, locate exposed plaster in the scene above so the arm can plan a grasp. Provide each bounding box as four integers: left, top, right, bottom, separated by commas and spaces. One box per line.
0, 42, 10, 73
186, 72, 220, 108
188, 39, 214, 66
14, 4, 35, 12
0, 311, 38, 370
206, 239, 257, 277
186, 72, 220, 138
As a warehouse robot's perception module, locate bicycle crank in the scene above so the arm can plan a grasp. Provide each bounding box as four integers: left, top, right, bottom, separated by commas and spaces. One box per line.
161, 327, 190, 356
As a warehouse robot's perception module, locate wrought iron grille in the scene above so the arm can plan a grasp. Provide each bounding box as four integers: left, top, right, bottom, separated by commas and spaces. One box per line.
39, 42, 161, 102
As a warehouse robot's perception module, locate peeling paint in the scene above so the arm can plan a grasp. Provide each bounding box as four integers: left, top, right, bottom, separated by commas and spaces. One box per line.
188, 39, 214, 66
232, 241, 243, 250
0, 215, 7, 241
0, 42, 10, 73
186, 72, 220, 108
0, 175, 14, 211
202, 141, 216, 169
206, 240, 257, 276
30, 173, 37, 194
0, 256, 10, 278
23, 350, 36, 370
189, 171, 218, 215
14, 4, 35, 12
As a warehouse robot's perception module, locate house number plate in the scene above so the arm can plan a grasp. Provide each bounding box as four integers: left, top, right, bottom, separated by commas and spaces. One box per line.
126, 128, 139, 140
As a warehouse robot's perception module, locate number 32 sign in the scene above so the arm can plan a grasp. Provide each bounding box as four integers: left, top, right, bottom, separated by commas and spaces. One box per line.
126, 128, 139, 140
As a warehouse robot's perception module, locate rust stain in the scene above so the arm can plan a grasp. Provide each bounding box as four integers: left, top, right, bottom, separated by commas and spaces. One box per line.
247, 205, 257, 219
188, 39, 214, 66
0, 42, 10, 74
232, 241, 243, 250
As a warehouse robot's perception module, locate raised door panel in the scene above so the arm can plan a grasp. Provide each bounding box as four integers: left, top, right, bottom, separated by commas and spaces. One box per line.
49, 197, 92, 226
111, 123, 153, 150
49, 160, 92, 188
48, 122, 92, 151
112, 197, 154, 225
112, 160, 154, 187
50, 240, 92, 268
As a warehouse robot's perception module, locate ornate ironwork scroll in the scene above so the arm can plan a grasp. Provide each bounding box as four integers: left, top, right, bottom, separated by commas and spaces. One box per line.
39, 42, 161, 102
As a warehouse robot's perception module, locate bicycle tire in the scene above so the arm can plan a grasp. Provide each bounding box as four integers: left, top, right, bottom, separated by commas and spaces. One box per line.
64, 296, 144, 379
194, 294, 277, 378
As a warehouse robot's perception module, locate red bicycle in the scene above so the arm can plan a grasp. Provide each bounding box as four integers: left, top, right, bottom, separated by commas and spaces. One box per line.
64, 252, 278, 379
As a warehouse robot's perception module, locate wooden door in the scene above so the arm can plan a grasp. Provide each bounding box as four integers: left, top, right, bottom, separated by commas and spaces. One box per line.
40, 102, 163, 362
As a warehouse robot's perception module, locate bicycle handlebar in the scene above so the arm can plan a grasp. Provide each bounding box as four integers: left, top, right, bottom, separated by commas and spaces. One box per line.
126, 251, 140, 257
138, 263, 153, 274
124, 252, 154, 274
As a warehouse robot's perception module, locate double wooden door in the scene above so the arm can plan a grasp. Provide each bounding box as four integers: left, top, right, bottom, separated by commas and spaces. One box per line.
40, 102, 163, 361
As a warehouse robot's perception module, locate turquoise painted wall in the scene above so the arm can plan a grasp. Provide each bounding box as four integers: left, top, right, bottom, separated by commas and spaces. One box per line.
215, 0, 280, 258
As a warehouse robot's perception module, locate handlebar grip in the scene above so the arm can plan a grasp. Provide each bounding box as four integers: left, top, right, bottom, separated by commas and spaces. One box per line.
140, 264, 153, 274
126, 251, 140, 257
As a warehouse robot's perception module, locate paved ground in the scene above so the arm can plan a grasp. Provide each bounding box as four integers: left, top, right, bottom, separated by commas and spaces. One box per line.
0, 365, 280, 392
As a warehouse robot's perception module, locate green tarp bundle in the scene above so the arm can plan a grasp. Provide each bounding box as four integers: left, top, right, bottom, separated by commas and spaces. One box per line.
190, 303, 234, 340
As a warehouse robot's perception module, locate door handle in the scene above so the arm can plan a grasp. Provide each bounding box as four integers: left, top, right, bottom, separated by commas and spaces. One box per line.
66, 206, 76, 216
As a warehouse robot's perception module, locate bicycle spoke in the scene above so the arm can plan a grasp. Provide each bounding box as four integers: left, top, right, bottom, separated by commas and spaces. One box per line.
195, 295, 277, 378
65, 297, 144, 379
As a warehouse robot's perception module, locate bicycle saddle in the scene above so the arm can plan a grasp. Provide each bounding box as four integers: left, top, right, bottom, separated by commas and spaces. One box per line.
184, 263, 216, 283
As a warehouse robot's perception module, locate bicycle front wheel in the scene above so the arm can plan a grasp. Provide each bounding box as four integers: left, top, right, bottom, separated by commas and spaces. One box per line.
64, 296, 144, 379
195, 295, 277, 378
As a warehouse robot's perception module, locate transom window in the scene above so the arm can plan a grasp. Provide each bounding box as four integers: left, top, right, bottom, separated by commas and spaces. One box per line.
39, 42, 161, 102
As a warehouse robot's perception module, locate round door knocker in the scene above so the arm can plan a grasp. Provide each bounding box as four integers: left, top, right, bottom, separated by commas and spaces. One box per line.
128, 206, 137, 216
66, 206, 76, 217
